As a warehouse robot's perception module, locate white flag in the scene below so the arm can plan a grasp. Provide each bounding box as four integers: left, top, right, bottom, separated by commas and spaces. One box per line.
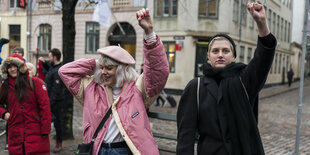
92, 0, 111, 27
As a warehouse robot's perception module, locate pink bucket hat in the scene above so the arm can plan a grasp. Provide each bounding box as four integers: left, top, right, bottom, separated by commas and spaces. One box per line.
97, 46, 135, 64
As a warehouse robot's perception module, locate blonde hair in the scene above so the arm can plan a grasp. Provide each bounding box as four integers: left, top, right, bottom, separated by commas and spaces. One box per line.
94, 55, 138, 87
26, 62, 36, 76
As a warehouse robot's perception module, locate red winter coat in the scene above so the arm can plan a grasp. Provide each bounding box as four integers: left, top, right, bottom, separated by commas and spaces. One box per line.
0, 76, 51, 155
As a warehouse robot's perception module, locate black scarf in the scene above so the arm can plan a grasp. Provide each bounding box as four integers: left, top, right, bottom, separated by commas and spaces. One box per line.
203, 62, 265, 155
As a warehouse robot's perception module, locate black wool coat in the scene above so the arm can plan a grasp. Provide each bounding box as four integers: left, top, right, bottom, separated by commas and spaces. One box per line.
177, 34, 277, 155
44, 62, 66, 104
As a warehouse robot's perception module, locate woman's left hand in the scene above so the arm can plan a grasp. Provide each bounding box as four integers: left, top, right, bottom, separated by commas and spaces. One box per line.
136, 8, 153, 35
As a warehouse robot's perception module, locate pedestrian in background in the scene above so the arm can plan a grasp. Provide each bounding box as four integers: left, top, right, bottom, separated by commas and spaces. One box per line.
287, 68, 294, 87
39, 48, 67, 153
26, 62, 36, 77
36, 60, 46, 81
59, 8, 169, 155
177, 2, 277, 155
0, 54, 51, 155
0, 38, 9, 65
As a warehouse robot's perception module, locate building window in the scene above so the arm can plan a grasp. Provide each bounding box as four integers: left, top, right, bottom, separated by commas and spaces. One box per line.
288, 22, 290, 42
199, 0, 218, 18
9, 0, 15, 8
268, 9, 272, 31
247, 47, 252, 63
281, 18, 283, 41
155, 0, 177, 17
272, 12, 276, 34
286, 55, 289, 71
277, 15, 280, 39
163, 42, 176, 73
274, 53, 278, 74
85, 22, 100, 54
38, 24, 52, 53
239, 46, 245, 63
233, 0, 239, 23
278, 54, 281, 74
9, 25, 21, 53
241, 1, 247, 25
284, 20, 287, 42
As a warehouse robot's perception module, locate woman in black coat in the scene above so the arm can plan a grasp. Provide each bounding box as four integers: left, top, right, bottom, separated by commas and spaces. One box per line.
177, 2, 277, 155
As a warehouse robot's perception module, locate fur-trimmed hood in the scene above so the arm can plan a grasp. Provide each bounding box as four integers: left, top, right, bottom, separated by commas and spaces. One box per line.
1, 54, 28, 80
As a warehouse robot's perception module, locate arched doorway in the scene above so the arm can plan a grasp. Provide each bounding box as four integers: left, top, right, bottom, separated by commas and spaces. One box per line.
108, 22, 136, 60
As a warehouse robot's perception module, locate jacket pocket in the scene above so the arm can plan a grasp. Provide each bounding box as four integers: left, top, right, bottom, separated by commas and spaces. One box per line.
31, 111, 41, 122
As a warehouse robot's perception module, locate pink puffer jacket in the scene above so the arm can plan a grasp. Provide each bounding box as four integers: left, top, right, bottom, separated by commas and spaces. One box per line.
58, 36, 169, 155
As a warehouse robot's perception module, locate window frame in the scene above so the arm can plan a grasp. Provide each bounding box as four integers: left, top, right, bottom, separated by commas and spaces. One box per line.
239, 46, 245, 63
241, 1, 247, 26
9, 0, 15, 8
163, 41, 176, 73
154, 0, 178, 18
247, 47, 252, 64
38, 24, 52, 53
268, 9, 272, 31
280, 18, 283, 41
233, 0, 239, 23
85, 22, 100, 54
198, 0, 219, 18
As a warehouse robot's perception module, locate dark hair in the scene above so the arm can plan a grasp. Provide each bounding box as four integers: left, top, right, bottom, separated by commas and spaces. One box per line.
0, 71, 31, 104
49, 48, 61, 61
12, 47, 24, 56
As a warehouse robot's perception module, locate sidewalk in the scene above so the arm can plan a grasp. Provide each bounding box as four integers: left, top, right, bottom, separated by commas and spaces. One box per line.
260, 78, 310, 99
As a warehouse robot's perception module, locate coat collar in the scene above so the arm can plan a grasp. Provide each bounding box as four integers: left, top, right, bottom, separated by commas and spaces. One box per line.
202, 76, 222, 104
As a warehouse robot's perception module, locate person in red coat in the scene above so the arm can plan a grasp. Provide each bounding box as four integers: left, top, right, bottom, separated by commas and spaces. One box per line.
0, 54, 51, 155
36, 60, 46, 81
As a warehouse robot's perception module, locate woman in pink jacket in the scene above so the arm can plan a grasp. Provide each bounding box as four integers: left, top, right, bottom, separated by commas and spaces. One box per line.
59, 8, 169, 155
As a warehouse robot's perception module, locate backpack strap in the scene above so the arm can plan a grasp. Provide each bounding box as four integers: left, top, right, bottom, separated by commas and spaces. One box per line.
197, 77, 200, 113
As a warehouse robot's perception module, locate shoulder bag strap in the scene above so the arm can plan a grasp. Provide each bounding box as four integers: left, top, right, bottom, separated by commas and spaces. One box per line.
92, 106, 112, 140
91, 83, 129, 140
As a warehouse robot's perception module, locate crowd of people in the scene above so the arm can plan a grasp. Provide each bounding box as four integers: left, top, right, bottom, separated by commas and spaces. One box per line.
0, 2, 279, 155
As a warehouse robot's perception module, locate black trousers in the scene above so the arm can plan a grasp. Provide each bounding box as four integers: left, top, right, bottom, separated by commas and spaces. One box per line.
51, 101, 64, 142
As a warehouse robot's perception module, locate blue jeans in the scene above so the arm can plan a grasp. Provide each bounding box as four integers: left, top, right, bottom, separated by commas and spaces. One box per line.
98, 147, 132, 155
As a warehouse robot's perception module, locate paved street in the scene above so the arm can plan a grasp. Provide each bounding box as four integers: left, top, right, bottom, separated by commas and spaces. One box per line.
0, 78, 309, 154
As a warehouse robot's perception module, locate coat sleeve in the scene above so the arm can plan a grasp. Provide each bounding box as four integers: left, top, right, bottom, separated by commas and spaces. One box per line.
41, 61, 50, 76
241, 33, 277, 105
177, 79, 198, 155
0, 105, 8, 120
0, 86, 8, 119
33, 77, 51, 135
58, 58, 96, 104
143, 35, 170, 97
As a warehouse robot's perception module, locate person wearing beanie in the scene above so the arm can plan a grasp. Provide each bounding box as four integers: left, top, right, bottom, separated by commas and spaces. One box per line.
58, 8, 169, 155
0, 54, 51, 155
177, 2, 277, 155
